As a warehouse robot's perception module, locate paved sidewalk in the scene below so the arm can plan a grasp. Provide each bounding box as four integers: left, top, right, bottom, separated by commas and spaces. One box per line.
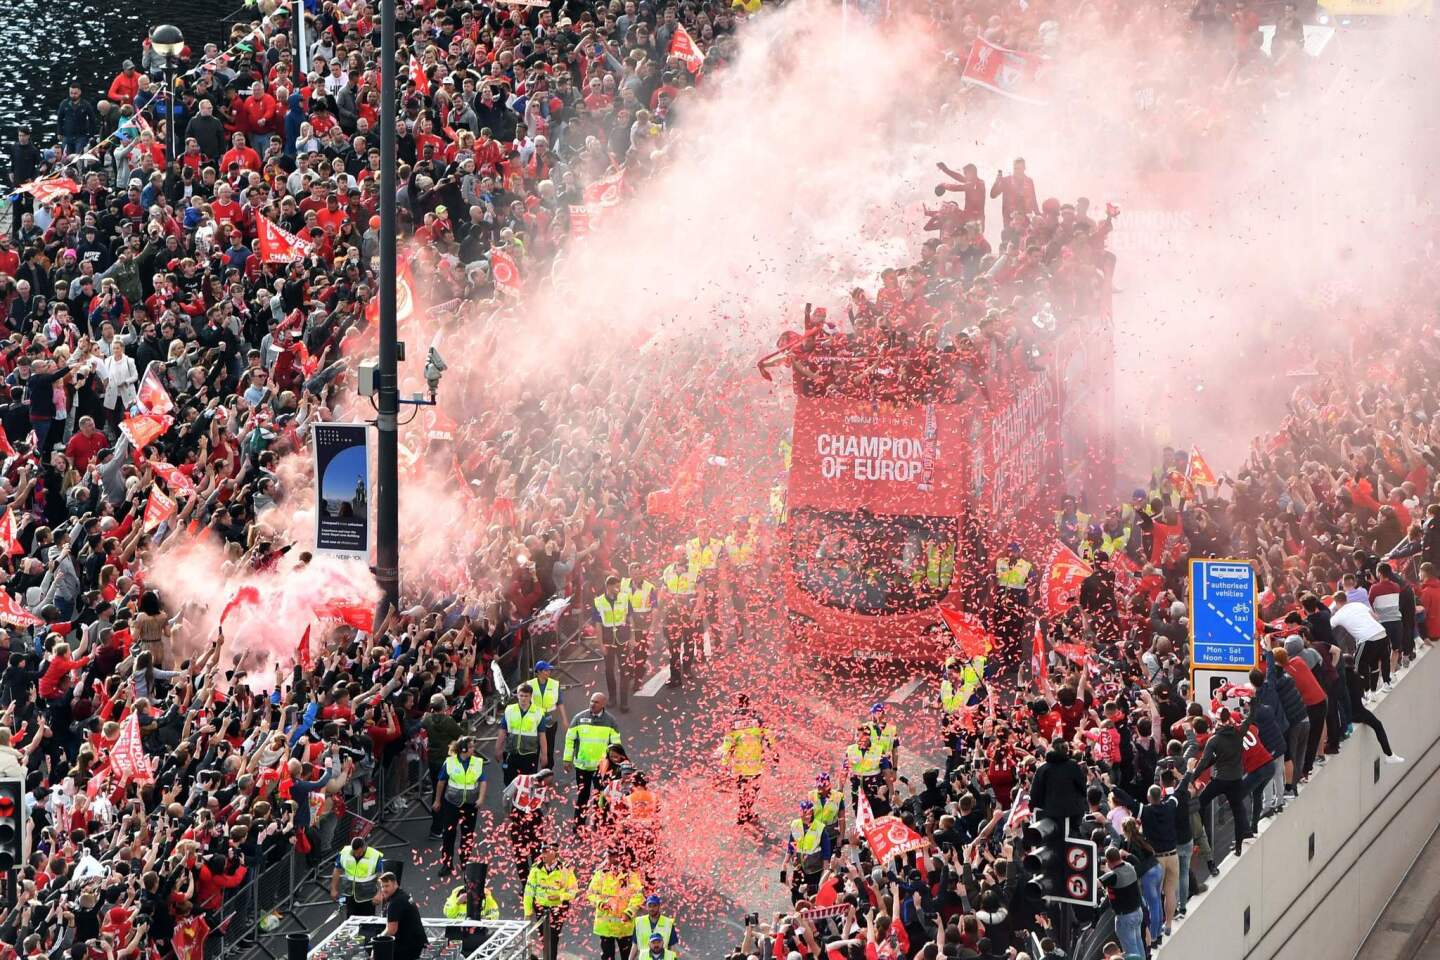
1357, 825, 1440, 960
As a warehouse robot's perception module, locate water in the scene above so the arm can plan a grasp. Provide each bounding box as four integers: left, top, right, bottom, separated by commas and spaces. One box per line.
0, 0, 231, 152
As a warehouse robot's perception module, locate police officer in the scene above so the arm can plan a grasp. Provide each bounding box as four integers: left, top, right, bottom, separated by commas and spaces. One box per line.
563, 692, 622, 825
844, 727, 889, 815
994, 540, 1035, 661
809, 772, 845, 838
719, 694, 775, 826
588, 852, 643, 960
330, 837, 382, 916
524, 661, 568, 772
633, 895, 676, 951
524, 845, 578, 960
432, 737, 487, 877
498, 683, 548, 784
659, 545, 700, 686
595, 576, 633, 713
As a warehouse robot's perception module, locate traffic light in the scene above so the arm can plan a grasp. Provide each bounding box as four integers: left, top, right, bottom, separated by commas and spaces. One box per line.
0, 777, 23, 905
1021, 816, 1063, 903
1021, 816, 1098, 907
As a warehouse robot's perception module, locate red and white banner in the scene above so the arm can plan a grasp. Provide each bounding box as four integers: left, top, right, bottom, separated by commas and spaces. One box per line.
491, 248, 522, 297
1187, 445, 1218, 487
0, 590, 42, 628
255, 213, 313, 264
409, 57, 431, 97
119, 413, 174, 450
314, 598, 375, 633
1046, 543, 1092, 616
961, 37, 1048, 104
143, 488, 177, 532
111, 711, 155, 785
668, 24, 705, 74
151, 461, 195, 496
857, 792, 926, 863
583, 168, 625, 209
136, 362, 175, 415
0, 508, 23, 557
18, 177, 80, 206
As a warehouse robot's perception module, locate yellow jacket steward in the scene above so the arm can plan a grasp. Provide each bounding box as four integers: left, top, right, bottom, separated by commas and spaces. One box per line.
442, 755, 485, 806
725, 529, 758, 567
721, 724, 772, 777
588, 869, 643, 937
809, 789, 842, 826
867, 720, 898, 757
941, 658, 984, 712
845, 743, 883, 778
503, 702, 546, 756
686, 536, 723, 574
791, 817, 826, 856
337, 846, 381, 899
443, 885, 498, 920
595, 593, 631, 628
622, 578, 656, 614
525, 676, 561, 712
524, 863, 578, 916
564, 715, 620, 771
661, 563, 698, 597
996, 557, 1032, 590
634, 914, 675, 947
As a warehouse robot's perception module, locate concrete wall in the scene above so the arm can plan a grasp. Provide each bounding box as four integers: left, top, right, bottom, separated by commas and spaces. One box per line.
1159, 647, 1440, 960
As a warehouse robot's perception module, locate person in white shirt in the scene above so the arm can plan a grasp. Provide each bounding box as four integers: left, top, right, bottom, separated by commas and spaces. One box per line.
1330, 592, 1389, 696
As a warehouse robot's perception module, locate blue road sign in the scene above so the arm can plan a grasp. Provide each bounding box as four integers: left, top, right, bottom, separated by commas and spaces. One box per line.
1189, 558, 1257, 669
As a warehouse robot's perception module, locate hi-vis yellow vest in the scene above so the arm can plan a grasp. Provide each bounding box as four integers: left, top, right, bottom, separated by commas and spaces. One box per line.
721, 724, 770, 777
595, 593, 630, 628
687, 536, 723, 573
588, 869, 643, 937
443, 755, 485, 806
622, 578, 656, 613
996, 557, 1032, 589
662, 563, 697, 596
725, 530, 758, 567
846, 742, 882, 777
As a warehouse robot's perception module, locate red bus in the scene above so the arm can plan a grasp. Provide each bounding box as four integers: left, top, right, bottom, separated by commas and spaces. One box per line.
781, 297, 1114, 661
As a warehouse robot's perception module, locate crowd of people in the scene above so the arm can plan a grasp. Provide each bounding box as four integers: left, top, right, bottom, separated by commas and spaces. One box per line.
0, 2, 1425, 960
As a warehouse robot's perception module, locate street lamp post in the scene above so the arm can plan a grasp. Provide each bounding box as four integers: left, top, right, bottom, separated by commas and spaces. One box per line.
148, 24, 185, 159
375, 0, 401, 608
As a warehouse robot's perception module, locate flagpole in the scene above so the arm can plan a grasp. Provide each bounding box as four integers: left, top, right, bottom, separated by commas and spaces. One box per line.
375, 0, 401, 609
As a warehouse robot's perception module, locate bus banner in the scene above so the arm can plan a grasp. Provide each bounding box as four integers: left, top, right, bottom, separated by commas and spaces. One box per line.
789, 398, 970, 515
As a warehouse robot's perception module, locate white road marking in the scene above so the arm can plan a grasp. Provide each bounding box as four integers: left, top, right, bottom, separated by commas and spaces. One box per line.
636, 666, 672, 697
887, 676, 925, 704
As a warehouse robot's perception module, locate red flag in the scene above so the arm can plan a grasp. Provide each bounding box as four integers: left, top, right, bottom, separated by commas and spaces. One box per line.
151, 461, 195, 496
314, 598, 374, 633
19, 177, 81, 206
365, 259, 417, 326
1187, 446, 1218, 487
255, 212, 313, 264
135, 362, 175, 415
0, 509, 23, 557
143, 488, 177, 532
583, 168, 625, 209
667, 24, 705, 74
1031, 622, 1047, 684
1045, 543, 1092, 616
854, 788, 876, 832
1151, 520, 1186, 566
0, 431, 15, 460
491, 248, 522, 297
937, 605, 994, 660
110, 711, 154, 784
86, 760, 111, 800
219, 585, 261, 625
297, 625, 314, 671
172, 914, 210, 960
409, 58, 431, 97
961, 37, 1048, 104
118, 413, 174, 450
0, 591, 42, 628
863, 811, 926, 863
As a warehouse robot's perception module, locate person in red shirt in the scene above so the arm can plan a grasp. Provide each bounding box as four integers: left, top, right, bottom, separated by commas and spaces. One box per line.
64, 415, 107, 471
39, 642, 91, 702
1273, 646, 1327, 780
237, 81, 282, 153
1418, 563, 1440, 643
107, 60, 141, 105
219, 132, 262, 174
0, 234, 19, 279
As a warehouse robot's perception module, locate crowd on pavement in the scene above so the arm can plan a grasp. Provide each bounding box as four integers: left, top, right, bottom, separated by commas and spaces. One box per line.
0, 2, 1426, 960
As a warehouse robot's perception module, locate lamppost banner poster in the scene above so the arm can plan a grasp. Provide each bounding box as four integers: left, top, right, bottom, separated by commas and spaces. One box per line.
313, 423, 371, 560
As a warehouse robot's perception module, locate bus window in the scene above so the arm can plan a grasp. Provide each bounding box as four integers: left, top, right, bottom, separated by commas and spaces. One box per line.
789, 508, 957, 615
